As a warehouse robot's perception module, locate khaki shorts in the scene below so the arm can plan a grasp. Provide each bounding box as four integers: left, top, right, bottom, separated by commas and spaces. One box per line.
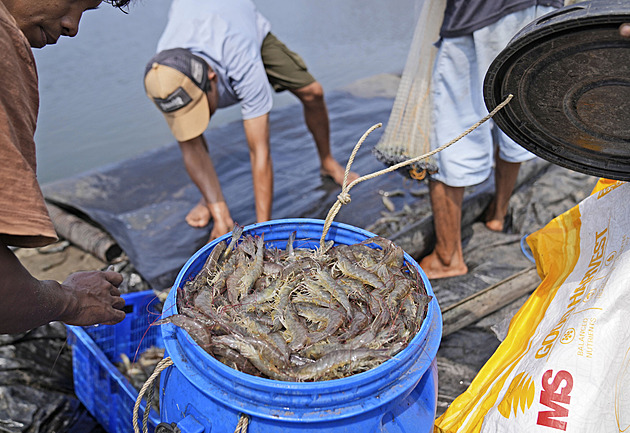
261, 32, 316, 92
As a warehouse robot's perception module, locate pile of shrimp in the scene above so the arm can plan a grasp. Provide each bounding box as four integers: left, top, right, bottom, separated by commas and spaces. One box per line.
116, 346, 165, 412
159, 226, 431, 382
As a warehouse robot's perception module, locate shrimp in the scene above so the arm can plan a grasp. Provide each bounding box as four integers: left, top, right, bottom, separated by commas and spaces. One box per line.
335, 254, 387, 292
286, 230, 296, 259
235, 234, 265, 301
299, 340, 342, 360
294, 302, 344, 344
386, 276, 413, 310
281, 304, 309, 351
222, 224, 244, 261
211, 345, 260, 377
292, 349, 390, 381
169, 231, 430, 381
338, 311, 369, 341
270, 279, 298, 331
239, 314, 290, 364
199, 240, 227, 282
297, 280, 337, 307
156, 314, 211, 349
213, 334, 294, 381
239, 278, 279, 312
208, 247, 241, 296
314, 268, 353, 319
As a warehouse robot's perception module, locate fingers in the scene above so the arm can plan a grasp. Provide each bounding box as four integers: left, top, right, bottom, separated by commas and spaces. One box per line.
110, 285, 122, 297
59, 268, 128, 327
102, 269, 124, 287
111, 290, 125, 307
101, 308, 126, 326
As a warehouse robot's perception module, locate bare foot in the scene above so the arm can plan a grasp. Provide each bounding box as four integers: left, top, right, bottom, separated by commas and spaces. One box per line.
419, 251, 468, 279
484, 199, 505, 232
485, 219, 504, 232
320, 163, 359, 187
186, 201, 211, 228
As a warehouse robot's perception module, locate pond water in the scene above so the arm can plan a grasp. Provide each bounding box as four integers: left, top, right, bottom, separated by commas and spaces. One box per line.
33, 0, 422, 184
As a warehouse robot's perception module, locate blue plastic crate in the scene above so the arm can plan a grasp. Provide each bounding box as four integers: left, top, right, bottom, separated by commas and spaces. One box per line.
66, 290, 164, 433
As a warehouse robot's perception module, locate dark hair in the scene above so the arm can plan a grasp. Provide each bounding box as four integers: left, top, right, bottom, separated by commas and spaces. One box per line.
104, 0, 133, 11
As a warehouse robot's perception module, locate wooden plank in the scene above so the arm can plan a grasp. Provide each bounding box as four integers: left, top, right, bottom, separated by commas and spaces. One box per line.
441, 266, 540, 337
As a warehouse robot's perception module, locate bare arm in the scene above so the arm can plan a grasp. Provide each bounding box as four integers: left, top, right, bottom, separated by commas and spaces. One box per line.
242, 113, 272, 222
0, 240, 125, 334
178, 135, 234, 238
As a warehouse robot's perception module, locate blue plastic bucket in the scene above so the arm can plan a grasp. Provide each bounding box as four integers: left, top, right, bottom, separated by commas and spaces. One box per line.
159, 218, 442, 433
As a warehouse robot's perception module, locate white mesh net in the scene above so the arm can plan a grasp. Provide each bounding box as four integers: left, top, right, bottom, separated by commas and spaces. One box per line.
373, 0, 446, 180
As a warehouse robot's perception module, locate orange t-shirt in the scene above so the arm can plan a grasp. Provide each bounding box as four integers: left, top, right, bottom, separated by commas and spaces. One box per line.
0, 3, 57, 248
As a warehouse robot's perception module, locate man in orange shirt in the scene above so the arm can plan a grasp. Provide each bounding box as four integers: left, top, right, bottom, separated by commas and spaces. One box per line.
0, 0, 132, 333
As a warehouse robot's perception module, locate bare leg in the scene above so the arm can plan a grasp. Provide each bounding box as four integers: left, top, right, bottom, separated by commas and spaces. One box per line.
419, 180, 468, 279
290, 81, 359, 186
243, 114, 273, 222
178, 136, 234, 241
485, 157, 521, 232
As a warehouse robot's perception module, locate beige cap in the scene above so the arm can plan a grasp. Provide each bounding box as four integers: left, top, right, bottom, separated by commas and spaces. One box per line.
144, 49, 210, 142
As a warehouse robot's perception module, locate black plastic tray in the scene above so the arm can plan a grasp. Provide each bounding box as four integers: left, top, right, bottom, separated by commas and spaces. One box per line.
484, 0, 630, 180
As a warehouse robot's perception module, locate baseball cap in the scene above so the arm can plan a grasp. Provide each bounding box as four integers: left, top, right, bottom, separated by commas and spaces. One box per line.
144, 48, 210, 142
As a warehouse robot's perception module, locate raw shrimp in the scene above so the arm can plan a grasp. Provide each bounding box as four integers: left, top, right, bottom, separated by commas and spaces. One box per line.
292, 349, 390, 381
167, 225, 431, 381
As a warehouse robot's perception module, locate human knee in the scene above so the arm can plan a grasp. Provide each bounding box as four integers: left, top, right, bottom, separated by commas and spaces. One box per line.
296, 81, 324, 104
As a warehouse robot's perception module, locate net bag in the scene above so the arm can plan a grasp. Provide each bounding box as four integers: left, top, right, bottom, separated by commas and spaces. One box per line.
373, 0, 446, 180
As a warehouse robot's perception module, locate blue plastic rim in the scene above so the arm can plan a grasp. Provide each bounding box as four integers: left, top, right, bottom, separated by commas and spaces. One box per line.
160, 218, 442, 432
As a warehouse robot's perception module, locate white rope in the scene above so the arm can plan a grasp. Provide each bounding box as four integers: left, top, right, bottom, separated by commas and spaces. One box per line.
319, 94, 514, 248
132, 356, 174, 433
131, 356, 252, 433
234, 413, 250, 433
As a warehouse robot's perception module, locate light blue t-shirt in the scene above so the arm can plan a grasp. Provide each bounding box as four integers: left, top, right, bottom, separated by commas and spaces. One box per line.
156, 0, 273, 120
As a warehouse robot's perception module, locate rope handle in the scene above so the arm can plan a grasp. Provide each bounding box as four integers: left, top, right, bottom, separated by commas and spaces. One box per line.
133, 357, 173, 433
234, 414, 250, 433
132, 356, 251, 433
319, 93, 514, 248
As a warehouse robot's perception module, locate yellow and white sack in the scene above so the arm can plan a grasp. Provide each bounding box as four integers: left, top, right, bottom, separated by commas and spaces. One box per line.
435, 179, 630, 433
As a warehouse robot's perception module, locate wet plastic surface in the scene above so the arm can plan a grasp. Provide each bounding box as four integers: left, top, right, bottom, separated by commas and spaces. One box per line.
42, 89, 416, 291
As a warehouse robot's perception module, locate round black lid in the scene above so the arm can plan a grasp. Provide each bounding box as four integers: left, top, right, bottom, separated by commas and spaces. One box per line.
484, 1, 630, 180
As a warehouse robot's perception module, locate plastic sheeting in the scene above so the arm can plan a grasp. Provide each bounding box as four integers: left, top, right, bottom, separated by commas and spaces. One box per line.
0, 323, 105, 432
42, 86, 419, 291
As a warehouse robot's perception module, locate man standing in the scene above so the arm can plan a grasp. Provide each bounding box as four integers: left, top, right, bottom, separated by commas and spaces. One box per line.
419, 0, 562, 279
144, 0, 358, 241
0, 0, 132, 333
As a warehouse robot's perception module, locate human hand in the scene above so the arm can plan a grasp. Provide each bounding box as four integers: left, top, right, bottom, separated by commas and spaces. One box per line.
620, 23, 630, 38
207, 202, 234, 242
209, 218, 234, 242
59, 270, 125, 326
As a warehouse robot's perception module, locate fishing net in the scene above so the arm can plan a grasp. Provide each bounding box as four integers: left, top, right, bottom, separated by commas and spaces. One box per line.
372, 0, 446, 181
